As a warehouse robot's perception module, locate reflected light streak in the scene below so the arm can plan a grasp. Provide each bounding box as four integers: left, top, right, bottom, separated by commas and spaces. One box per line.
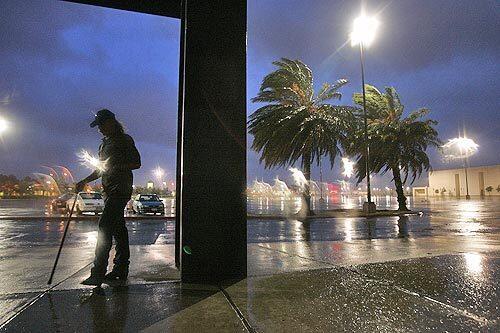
344, 219, 353, 242
85, 231, 98, 245
457, 201, 480, 221
464, 253, 482, 275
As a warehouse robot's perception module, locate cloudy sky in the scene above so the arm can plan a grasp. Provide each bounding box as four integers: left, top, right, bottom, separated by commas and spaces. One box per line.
0, 0, 499, 187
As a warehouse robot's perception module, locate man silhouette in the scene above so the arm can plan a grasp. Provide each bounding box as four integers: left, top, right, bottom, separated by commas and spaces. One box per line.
76, 109, 141, 286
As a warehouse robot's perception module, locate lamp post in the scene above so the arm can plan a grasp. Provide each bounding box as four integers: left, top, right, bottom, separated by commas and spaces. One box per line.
456, 137, 478, 200
350, 14, 379, 213
442, 137, 479, 200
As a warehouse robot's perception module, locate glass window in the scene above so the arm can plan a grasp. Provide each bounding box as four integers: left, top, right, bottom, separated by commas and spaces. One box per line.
80, 193, 103, 200
139, 195, 160, 201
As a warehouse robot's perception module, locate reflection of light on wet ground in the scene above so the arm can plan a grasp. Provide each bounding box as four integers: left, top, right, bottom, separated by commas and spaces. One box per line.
341, 195, 357, 209
455, 221, 482, 235
456, 201, 481, 221
344, 219, 353, 242
85, 231, 98, 245
464, 252, 482, 275
292, 222, 311, 258
291, 220, 303, 241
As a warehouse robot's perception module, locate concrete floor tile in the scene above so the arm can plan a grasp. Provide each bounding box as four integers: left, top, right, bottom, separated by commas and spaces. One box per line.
356, 252, 500, 322
1, 283, 219, 332
142, 291, 246, 333
224, 267, 486, 332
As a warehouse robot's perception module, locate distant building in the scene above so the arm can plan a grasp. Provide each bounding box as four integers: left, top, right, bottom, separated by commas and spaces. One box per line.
146, 181, 154, 189
428, 164, 500, 197
412, 186, 429, 197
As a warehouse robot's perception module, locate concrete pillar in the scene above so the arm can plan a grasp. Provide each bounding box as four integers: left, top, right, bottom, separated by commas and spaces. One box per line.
177, 0, 247, 283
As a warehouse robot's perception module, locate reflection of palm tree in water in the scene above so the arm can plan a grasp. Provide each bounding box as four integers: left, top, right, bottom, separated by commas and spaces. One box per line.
367, 219, 376, 239
398, 216, 409, 238
300, 220, 311, 242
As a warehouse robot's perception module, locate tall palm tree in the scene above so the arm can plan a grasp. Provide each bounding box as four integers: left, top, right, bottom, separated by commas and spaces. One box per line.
346, 85, 440, 211
249, 58, 354, 215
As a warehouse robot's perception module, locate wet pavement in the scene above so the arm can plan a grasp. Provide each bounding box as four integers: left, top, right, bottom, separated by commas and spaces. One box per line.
5, 194, 496, 218
356, 253, 499, 322
1, 250, 498, 332
0, 197, 498, 332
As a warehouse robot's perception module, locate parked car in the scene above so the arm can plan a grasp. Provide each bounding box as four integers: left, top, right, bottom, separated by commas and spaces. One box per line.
132, 194, 165, 215
51, 193, 73, 212
66, 192, 105, 215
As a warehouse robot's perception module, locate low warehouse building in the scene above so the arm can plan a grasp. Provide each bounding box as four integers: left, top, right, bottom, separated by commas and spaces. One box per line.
428, 164, 500, 197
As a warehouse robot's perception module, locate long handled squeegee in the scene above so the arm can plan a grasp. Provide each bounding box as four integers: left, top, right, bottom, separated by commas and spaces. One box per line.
47, 195, 78, 285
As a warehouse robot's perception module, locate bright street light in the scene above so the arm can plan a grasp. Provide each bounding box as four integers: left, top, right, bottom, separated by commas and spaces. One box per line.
350, 15, 379, 47
0, 117, 9, 134
153, 166, 165, 188
350, 12, 380, 213
442, 136, 479, 200
442, 137, 479, 159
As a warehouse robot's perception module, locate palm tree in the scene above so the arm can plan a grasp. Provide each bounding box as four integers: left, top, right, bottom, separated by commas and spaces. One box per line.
249, 58, 354, 215
346, 85, 440, 211
485, 186, 493, 196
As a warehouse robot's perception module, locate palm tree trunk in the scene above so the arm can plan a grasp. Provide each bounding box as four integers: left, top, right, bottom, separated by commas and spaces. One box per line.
301, 152, 314, 216
391, 166, 409, 211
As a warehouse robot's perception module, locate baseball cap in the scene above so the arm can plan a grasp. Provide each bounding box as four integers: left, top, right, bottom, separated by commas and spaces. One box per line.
90, 109, 116, 128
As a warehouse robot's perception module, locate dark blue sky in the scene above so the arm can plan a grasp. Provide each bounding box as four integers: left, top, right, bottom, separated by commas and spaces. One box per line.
0, 0, 499, 187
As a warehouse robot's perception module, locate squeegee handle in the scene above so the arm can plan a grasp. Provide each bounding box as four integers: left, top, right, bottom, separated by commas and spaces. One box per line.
47, 196, 78, 285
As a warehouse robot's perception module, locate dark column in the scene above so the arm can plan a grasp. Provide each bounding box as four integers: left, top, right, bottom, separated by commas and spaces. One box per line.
178, 0, 247, 283
174, 0, 186, 270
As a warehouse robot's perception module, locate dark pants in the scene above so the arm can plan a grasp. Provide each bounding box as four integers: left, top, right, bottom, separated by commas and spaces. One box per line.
91, 197, 130, 278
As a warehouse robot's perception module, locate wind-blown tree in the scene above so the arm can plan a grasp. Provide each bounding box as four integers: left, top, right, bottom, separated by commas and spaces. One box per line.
346, 85, 440, 211
249, 58, 354, 215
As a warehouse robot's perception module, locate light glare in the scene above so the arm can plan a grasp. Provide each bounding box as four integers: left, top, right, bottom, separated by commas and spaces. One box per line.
153, 166, 165, 181
0, 117, 8, 134
77, 149, 107, 172
442, 137, 479, 160
342, 158, 355, 178
350, 15, 379, 47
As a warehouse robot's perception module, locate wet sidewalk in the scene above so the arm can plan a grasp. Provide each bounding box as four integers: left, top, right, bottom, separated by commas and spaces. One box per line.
1, 197, 499, 332
1, 234, 498, 332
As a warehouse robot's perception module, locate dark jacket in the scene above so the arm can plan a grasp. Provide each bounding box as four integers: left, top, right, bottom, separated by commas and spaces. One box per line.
99, 133, 141, 198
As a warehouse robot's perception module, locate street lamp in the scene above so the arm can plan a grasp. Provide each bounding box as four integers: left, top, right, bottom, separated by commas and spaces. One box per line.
153, 166, 165, 188
457, 137, 478, 200
0, 117, 9, 135
442, 137, 479, 200
350, 13, 379, 213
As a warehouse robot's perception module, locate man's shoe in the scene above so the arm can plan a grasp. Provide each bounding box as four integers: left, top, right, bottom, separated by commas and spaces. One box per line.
81, 275, 103, 286
104, 270, 128, 282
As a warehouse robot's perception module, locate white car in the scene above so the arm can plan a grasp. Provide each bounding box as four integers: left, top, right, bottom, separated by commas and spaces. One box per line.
66, 192, 105, 215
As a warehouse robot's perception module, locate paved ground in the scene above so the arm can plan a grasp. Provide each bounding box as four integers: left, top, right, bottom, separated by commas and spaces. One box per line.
0, 197, 498, 332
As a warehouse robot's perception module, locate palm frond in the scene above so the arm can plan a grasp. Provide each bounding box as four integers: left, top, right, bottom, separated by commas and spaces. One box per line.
249, 58, 353, 173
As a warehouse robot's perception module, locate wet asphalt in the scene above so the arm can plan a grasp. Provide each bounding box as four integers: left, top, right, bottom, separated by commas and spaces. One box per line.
0, 196, 498, 332
0, 196, 498, 247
